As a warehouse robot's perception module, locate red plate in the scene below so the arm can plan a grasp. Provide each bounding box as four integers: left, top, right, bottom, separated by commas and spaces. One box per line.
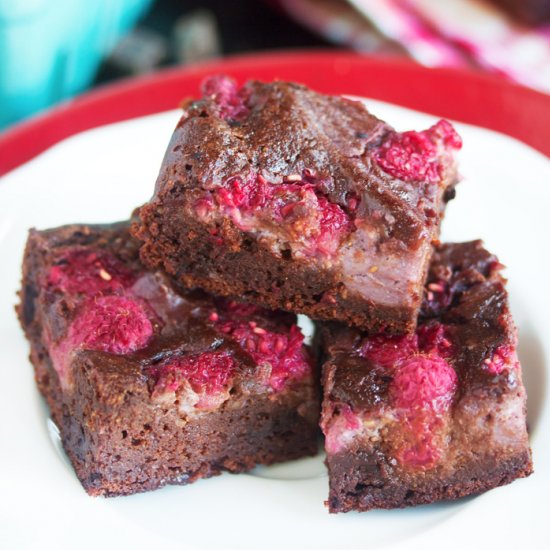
1, 50, 549, 177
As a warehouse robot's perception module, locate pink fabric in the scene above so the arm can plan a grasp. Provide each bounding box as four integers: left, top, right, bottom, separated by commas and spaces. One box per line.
396, 0, 550, 92
278, 0, 550, 93
278, 0, 401, 53
349, 0, 471, 67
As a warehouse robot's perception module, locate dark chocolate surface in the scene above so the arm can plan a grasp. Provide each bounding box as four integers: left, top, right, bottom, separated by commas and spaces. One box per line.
330, 357, 392, 411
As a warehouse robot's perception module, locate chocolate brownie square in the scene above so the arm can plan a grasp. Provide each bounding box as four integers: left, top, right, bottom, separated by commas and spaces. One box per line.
319, 241, 533, 512
134, 76, 462, 333
18, 222, 319, 496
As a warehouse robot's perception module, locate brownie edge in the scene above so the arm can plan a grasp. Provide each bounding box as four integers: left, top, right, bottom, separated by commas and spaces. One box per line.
326, 448, 532, 513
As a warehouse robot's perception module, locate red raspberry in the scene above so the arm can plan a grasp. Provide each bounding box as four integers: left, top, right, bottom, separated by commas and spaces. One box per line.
217, 299, 264, 318
390, 354, 457, 413
153, 351, 236, 398
201, 75, 251, 121
314, 196, 354, 256
360, 333, 418, 367
215, 174, 272, 210
374, 119, 462, 183
397, 414, 442, 468
217, 320, 311, 391
47, 249, 135, 295
206, 172, 354, 258
483, 345, 515, 375
359, 322, 457, 470
69, 295, 153, 354
417, 322, 453, 358
400, 440, 440, 467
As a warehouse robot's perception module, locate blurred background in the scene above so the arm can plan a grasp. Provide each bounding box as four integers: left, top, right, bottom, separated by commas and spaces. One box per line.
1, 0, 549, 129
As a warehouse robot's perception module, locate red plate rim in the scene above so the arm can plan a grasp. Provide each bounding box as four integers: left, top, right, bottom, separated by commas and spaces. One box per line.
1, 49, 549, 177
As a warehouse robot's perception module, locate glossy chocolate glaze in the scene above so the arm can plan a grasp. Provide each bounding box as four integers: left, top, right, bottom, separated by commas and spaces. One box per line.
331, 356, 392, 411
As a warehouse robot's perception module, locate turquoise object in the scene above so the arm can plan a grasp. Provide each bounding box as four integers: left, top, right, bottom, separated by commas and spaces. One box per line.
0, 0, 152, 128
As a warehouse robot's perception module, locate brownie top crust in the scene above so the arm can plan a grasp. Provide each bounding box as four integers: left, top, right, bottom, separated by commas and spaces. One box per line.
153, 76, 460, 249
19, 223, 314, 412
320, 241, 529, 472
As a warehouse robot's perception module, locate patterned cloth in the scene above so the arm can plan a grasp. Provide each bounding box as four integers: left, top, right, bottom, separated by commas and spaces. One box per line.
278, 0, 550, 93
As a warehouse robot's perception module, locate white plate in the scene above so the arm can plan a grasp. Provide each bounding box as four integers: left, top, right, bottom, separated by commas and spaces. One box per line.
1, 101, 549, 550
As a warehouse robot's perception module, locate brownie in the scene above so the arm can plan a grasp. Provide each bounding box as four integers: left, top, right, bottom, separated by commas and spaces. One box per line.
134, 76, 462, 334
319, 241, 533, 513
17, 222, 319, 497
490, 0, 550, 24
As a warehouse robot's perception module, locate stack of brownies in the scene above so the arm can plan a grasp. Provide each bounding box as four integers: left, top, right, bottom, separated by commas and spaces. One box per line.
18, 76, 532, 510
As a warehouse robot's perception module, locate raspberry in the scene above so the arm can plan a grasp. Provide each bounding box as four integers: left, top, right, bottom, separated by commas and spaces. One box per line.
213, 299, 296, 330
432, 119, 463, 149
69, 295, 153, 354
361, 325, 456, 470
206, 172, 353, 257
152, 351, 236, 400
357, 317, 458, 470
217, 299, 263, 318
323, 404, 362, 454
314, 196, 354, 255
215, 175, 269, 210
483, 345, 515, 375
361, 322, 452, 365
47, 249, 135, 295
201, 75, 250, 121
360, 333, 418, 367
269, 184, 352, 256
217, 320, 311, 391
390, 355, 457, 413
400, 440, 439, 467
374, 119, 462, 183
